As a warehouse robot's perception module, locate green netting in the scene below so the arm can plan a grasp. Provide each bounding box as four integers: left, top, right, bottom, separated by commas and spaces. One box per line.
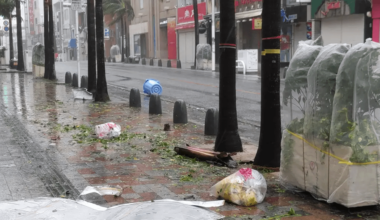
32, 44, 45, 66
303, 43, 350, 142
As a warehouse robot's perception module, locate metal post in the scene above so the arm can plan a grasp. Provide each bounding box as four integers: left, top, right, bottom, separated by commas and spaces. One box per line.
76, 10, 80, 87
211, 0, 215, 71
60, 1, 64, 61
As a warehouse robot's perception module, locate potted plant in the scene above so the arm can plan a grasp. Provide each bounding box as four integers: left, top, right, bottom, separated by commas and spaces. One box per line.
281, 40, 322, 190
302, 43, 350, 199
32, 44, 45, 77
328, 40, 380, 207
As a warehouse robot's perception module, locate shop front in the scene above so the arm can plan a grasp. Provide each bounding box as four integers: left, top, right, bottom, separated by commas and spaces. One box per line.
373, 0, 380, 42
283, 4, 310, 64
312, 0, 372, 45
176, 2, 207, 69
235, 0, 262, 62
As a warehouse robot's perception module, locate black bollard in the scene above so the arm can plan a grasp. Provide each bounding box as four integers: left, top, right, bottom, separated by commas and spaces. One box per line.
204, 108, 219, 135
65, 72, 72, 84
173, 100, 188, 124
177, 60, 182, 69
129, 88, 142, 108
81, 75, 88, 89
167, 60, 171, 68
142, 58, 146, 65
72, 73, 79, 87
158, 59, 162, 67
150, 58, 154, 66
112, 57, 116, 63
149, 94, 162, 115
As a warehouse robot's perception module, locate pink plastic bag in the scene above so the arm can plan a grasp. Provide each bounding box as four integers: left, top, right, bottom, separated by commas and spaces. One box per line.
95, 122, 121, 139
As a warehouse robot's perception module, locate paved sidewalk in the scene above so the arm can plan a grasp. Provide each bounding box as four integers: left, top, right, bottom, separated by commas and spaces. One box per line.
0, 71, 379, 219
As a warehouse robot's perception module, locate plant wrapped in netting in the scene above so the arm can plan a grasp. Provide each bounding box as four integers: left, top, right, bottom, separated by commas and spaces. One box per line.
32, 43, 45, 66
196, 44, 211, 70
327, 40, 380, 207
302, 43, 350, 199
110, 45, 120, 58
330, 40, 378, 146
280, 37, 323, 190
0, 46, 6, 58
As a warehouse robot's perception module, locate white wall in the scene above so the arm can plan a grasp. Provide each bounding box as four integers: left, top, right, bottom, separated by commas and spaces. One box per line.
321, 14, 365, 46
292, 22, 307, 55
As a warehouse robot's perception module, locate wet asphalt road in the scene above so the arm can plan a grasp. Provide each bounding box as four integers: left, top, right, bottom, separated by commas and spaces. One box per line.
55, 61, 291, 144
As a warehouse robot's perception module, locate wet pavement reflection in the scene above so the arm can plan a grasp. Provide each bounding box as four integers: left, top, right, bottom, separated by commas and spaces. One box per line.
0, 72, 379, 219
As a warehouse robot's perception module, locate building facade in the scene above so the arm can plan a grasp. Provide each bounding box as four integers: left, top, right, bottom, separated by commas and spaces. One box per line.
373, 0, 380, 42
311, 0, 372, 46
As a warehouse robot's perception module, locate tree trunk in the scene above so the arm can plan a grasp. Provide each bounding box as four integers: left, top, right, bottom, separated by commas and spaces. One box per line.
48, 0, 56, 80
192, 0, 199, 69
87, 0, 97, 94
44, 1, 49, 78
253, 0, 282, 167
16, 0, 24, 71
120, 17, 125, 62
95, 0, 110, 102
214, 0, 242, 153
9, 12, 14, 68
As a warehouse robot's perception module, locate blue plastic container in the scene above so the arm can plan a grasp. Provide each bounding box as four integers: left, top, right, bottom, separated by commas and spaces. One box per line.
143, 79, 163, 95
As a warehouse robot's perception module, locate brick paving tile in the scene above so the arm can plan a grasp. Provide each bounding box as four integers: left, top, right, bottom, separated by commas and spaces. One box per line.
77, 168, 96, 175
265, 196, 293, 206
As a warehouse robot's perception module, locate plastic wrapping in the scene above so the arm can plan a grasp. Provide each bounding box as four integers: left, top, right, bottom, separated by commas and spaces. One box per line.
110, 45, 120, 57
303, 43, 350, 199
281, 39, 380, 207
0, 198, 225, 220
327, 40, 380, 207
196, 44, 212, 70
281, 38, 322, 191
32, 43, 45, 66
210, 168, 267, 206
95, 122, 121, 139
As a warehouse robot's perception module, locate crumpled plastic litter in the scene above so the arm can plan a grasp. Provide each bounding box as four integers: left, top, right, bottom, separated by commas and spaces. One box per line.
0, 198, 225, 220
210, 168, 267, 206
95, 122, 121, 139
80, 185, 123, 196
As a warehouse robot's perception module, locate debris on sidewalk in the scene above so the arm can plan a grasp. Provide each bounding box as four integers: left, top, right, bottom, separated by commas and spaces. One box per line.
0, 198, 225, 220
210, 168, 267, 206
174, 146, 237, 168
73, 88, 93, 100
95, 122, 121, 139
164, 123, 171, 131
80, 185, 123, 197
143, 78, 163, 95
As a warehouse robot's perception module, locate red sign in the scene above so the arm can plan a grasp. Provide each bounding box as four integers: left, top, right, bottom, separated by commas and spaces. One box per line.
177, 2, 206, 24
327, 1, 341, 10
29, 0, 34, 35
167, 18, 177, 60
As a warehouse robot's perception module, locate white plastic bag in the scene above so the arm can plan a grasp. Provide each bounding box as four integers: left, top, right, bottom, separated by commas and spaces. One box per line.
95, 122, 121, 139
210, 168, 267, 206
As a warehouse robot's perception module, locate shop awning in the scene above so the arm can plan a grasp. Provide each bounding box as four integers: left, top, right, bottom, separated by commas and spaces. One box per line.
176, 22, 195, 30
68, 39, 77, 48
236, 9, 262, 20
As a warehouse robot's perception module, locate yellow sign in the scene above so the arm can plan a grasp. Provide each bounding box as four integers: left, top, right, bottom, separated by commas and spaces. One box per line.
254, 18, 262, 30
